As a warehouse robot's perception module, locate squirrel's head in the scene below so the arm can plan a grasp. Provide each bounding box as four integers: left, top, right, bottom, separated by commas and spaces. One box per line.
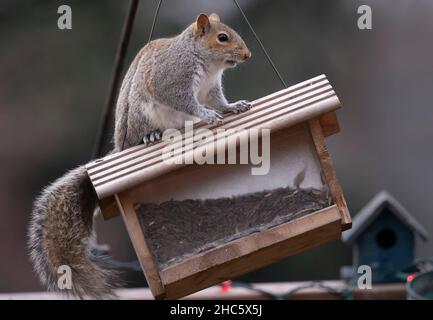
192, 13, 251, 69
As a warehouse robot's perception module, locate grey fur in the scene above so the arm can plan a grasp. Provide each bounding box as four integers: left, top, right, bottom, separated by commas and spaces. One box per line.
28, 166, 119, 299
113, 21, 251, 151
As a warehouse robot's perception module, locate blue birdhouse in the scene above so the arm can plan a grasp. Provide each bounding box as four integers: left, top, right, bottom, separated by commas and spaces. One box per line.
342, 191, 429, 283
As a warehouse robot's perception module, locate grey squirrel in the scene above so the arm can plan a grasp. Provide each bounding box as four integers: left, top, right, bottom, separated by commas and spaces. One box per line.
114, 12, 251, 150
28, 13, 251, 299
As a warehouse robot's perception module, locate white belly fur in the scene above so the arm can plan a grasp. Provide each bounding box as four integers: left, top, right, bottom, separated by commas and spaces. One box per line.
146, 101, 200, 131
147, 66, 222, 131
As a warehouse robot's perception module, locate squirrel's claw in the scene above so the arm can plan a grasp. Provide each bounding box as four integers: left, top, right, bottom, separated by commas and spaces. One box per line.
143, 129, 162, 145
228, 100, 252, 114
201, 108, 224, 125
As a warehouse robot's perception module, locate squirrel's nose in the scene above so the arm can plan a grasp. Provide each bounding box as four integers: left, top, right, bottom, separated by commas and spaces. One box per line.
241, 49, 251, 61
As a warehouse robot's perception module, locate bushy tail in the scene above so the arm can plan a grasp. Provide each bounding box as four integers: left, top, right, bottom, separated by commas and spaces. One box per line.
28, 165, 119, 299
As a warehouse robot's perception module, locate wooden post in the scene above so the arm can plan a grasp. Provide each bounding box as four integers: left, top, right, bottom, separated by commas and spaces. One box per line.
114, 192, 165, 299
308, 118, 351, 230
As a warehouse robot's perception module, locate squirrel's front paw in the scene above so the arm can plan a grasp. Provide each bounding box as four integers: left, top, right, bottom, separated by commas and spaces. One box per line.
200, 108, 224, 125
143, 129, 162, 145
227, 100, 252, 114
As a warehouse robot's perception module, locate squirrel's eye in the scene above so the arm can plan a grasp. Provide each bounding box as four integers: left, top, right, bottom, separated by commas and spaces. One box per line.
217, 33, 229, 42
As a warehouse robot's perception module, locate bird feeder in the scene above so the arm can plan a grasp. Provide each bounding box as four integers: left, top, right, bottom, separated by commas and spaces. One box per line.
86, 74, 351, 299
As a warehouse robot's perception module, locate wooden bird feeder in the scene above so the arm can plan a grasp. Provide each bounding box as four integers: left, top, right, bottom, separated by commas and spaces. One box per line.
86, 74, 351, 299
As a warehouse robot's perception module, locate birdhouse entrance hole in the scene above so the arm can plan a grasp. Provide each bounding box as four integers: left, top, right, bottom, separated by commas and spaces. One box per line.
376, 228, 397, 249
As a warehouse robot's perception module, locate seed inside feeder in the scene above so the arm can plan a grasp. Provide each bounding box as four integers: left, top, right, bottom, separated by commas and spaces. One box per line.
136, 186, 330, 270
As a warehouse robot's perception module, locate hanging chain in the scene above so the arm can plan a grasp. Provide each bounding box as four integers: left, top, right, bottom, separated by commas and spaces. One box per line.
232, 0, 287, 88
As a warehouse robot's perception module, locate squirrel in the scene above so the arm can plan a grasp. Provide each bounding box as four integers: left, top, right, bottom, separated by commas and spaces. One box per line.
114, 12, 251, 150
28, 13, 251, 299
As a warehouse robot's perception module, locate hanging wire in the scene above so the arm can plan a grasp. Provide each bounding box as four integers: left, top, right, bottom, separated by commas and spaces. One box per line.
232, 0, 287, 88
120, 0, 163, 151
92, 0, 140, 158
148, 0, 163, 43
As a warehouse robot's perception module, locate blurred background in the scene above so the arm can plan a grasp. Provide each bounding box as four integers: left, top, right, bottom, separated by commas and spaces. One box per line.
1, 0, 432, 293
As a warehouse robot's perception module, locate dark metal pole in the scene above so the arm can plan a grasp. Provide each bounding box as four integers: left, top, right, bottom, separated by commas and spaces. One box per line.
92, 0, 140, 158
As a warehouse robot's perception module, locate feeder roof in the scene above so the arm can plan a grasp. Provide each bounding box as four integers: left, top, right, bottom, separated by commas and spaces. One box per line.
342, 190, 429, 243
86, 74, 341, 200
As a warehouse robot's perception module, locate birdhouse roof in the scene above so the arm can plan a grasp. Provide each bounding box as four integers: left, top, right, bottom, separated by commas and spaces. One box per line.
342, 190, 429, 243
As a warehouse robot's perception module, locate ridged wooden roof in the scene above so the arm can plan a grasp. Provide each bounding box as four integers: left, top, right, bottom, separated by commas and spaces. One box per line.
86, 74, 341, 199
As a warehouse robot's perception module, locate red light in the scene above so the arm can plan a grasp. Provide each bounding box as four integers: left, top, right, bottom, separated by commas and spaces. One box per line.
406, 273, 415, 282
220, 280, 232, 292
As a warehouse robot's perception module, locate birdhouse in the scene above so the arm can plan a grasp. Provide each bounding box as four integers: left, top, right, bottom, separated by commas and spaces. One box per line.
86, 75, 351, 299
342, 191, 429, 283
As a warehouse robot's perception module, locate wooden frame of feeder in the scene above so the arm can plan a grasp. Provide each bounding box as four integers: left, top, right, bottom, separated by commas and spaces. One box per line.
86, 74, 351, 299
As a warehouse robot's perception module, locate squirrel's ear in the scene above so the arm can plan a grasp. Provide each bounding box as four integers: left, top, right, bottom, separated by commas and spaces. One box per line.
195, 13, 210, 37
209, 13, 220, 22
